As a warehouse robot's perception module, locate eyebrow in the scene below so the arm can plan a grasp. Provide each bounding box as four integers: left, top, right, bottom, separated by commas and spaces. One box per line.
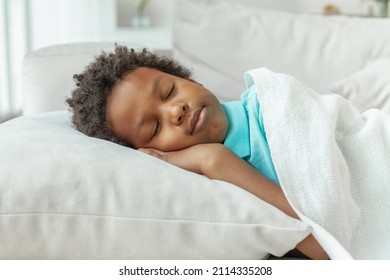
135, 75, 163, 145
152, 75, 163, 94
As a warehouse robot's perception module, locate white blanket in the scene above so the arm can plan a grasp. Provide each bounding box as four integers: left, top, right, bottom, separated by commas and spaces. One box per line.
245, 68, 390, 260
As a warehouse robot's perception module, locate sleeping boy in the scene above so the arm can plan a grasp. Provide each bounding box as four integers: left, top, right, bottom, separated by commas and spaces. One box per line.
66, 45, 328, 260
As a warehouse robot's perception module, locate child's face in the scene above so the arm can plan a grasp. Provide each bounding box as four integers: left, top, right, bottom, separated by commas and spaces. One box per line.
106, 67, 228, 151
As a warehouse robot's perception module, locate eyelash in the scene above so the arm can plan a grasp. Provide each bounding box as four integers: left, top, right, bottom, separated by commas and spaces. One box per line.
152, 84, 176, 138
152, 119, 160, 138
166, 84, 175, 100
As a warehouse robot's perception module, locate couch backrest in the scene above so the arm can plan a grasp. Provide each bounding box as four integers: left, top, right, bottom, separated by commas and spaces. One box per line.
173, 0, 390, 101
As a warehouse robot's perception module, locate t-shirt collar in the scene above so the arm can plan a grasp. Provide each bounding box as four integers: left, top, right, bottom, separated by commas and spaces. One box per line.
221, 101, 250, 159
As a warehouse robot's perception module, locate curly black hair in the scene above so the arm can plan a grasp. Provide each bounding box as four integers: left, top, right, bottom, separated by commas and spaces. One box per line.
66, 44, 192, 147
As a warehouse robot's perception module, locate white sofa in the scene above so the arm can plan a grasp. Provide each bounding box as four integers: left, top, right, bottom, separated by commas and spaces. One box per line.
173, 0, 390, 113
22, 0, 390, 116
1, 0, 390, 259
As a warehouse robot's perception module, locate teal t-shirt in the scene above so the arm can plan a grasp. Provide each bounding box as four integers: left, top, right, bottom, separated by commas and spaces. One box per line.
221, 85, 279, 184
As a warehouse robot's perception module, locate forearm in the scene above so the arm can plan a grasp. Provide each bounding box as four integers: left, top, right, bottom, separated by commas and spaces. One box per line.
200, 145, 298, 219
200, 145, 328, 260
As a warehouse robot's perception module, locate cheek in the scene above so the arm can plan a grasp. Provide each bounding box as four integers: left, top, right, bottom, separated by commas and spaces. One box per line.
209, 112, 228, 142
157, 131, 192, 152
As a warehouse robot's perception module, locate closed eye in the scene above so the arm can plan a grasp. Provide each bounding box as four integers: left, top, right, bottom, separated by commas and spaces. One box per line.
152, 83, 174, 139
166, 83, 176, 100
152, 119, 160, 138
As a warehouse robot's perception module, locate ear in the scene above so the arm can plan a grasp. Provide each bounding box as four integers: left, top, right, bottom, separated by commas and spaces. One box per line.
186, 77, 203, 86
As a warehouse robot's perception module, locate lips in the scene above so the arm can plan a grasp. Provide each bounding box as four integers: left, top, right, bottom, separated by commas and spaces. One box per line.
190, 106, 205, 134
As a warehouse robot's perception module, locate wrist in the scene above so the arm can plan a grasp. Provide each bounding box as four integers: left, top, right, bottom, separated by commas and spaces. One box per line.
198, 144, 230, 177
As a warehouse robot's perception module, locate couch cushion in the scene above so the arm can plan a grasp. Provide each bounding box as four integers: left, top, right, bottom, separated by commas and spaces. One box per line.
330, 57, 390, 113
173, 0, 390, 101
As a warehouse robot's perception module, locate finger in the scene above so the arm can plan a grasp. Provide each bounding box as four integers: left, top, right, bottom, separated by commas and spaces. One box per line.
138, 148, 164, 159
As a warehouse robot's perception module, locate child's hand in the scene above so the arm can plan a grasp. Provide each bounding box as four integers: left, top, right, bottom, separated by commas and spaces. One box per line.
138, 146, 199, 172
138, 143, 228, 175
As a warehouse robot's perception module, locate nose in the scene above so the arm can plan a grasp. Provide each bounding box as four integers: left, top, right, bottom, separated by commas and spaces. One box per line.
166, 103, 188, 126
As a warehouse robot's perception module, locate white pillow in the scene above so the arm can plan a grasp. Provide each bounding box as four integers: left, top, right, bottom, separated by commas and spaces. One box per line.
0, 112, 310, 259
330, 58, 390, 114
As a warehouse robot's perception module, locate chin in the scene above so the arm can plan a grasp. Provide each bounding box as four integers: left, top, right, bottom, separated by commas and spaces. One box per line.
212, 123, 228, 143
